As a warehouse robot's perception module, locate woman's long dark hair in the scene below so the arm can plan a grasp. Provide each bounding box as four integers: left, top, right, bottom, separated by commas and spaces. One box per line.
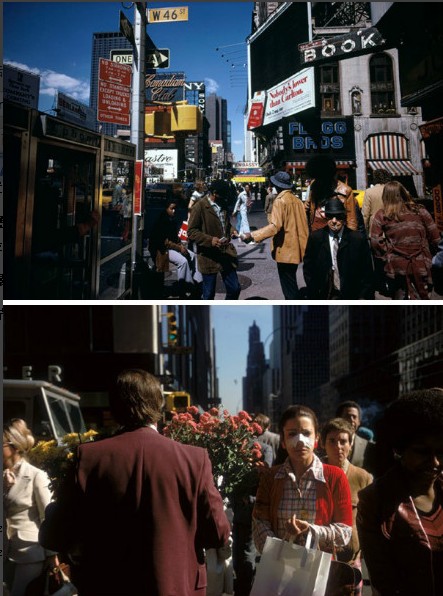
306, 155, 338, 208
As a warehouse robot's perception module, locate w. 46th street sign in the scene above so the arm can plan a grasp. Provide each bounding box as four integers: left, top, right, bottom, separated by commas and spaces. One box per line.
147, 6, 188, 23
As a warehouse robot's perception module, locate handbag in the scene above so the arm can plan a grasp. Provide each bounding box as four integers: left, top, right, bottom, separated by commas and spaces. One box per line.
155, 250, 169, 272
25, 564, 77, 596
326, 560, 362, 596
178, 220, 188, 241
250, 530, 332, 596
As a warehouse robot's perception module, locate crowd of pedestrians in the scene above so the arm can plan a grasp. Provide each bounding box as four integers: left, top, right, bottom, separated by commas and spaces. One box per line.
4, 376, 443, 596
147, 158, 442, 300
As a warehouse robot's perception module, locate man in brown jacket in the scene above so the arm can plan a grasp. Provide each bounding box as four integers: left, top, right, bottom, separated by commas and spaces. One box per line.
188, 179, 241, 299
243, 171, 309, 299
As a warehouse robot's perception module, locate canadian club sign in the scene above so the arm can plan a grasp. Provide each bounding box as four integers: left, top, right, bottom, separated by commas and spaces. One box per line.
299, 27, 385, 65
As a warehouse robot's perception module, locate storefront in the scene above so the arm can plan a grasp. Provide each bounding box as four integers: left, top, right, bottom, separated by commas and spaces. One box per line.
5, 103, 136, 299
284, 115, 357, 189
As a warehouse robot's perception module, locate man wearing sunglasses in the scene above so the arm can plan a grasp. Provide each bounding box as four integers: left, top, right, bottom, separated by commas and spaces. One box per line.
303, 198, 374, 300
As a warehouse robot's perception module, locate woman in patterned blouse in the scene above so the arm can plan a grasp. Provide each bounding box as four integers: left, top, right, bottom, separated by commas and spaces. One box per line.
370, 180, 440, 299
252, 404, 353, 554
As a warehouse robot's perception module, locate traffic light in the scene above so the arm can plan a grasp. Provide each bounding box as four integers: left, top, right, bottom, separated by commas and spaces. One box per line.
167, 313, 178, 346
165, 391, 191, 413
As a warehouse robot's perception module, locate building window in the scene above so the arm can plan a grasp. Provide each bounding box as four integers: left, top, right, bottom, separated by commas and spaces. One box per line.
319, 62, 341, 115
370, 53, 396, 115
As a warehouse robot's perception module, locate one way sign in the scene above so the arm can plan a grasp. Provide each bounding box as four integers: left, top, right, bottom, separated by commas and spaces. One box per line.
146, 48, 170, 69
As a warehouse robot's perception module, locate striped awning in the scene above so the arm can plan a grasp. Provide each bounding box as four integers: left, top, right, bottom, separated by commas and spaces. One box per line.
365, 133, 410, 160
367, 159, 420, 176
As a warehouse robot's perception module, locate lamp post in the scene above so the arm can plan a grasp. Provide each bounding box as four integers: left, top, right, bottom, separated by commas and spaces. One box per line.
131, 2, 147, 291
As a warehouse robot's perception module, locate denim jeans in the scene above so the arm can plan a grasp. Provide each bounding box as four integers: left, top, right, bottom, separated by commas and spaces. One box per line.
202, 266, 241, 300
276, 262, 300, 299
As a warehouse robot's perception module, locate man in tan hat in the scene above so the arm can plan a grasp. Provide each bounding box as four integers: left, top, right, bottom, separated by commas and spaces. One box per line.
242, 171, 309, 299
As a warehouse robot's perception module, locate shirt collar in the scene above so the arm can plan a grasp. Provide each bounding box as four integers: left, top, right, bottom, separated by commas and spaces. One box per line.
275, 454, 326, 483
329, 228, 344, 241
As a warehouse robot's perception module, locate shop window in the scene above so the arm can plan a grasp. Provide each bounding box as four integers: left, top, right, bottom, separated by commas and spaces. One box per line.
370, 53, 396, 115
319, 62, 341, 115
100, 158, 134, 259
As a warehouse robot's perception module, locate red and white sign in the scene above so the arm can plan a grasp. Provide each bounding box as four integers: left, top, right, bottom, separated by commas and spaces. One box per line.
98, 80, 131, 125
99, 57, 132, 86
247, 91, 266, 130
98, 57, 132, 125
263, 67, 315, 126
134, 160, 143, 216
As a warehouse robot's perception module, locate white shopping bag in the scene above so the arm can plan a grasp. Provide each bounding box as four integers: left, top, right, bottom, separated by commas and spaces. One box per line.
250, 531, 332, 596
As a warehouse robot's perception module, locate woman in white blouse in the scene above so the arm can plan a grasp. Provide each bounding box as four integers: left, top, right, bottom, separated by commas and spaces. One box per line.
3, 419, 58, 596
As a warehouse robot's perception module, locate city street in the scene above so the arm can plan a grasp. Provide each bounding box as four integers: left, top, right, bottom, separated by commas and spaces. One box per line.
162, 199, 443, 301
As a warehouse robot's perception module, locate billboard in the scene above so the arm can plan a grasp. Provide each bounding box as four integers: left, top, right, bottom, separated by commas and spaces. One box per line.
56, 92, 96, 130
144, 148, 178, 180
3, 64, 40, 109
263, 68, 315, 126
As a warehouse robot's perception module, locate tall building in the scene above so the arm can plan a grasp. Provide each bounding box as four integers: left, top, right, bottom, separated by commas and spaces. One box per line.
247, 2, 426, 196
206, 93, 228, 150
90, 32, 132, 136
243, 321, 266, 414
328, 306, 443, 405
184, 82, 210, 178
269, 306, 329, 421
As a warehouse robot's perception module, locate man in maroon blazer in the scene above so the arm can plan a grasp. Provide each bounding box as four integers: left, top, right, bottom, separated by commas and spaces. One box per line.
40, 369, 231, 596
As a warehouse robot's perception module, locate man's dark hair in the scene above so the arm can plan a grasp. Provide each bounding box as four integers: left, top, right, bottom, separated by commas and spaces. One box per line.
209, 179, 230, 198
383, 388, 443, 452
373, 169, 392, 185
109, 369, 164, 428
336, 400, 362, 419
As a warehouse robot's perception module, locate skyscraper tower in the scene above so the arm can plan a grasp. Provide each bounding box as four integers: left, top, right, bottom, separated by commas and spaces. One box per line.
90, 32, 132, 136
243, 321, 266, 414
206, 93, 228, 149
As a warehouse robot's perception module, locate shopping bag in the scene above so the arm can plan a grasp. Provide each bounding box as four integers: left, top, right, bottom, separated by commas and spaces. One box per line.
178, 220, 188, 241
250, 531, 332, 596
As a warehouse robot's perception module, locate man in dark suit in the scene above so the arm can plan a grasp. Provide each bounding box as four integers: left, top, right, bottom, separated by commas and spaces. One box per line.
336, 400, 377, 475
303, 198, 374, 300
40, 369, 231, 596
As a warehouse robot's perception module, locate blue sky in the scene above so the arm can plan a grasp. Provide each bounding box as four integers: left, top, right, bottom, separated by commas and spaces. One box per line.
211, 306, 273, 414
3, 1, 252, 161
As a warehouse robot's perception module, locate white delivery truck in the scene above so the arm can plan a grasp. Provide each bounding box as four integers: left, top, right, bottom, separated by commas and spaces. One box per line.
3, 379, 87, 443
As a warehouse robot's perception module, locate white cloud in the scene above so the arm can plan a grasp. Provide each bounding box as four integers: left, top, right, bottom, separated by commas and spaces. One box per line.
204, 77, 219, 94
4, 60, 90, 104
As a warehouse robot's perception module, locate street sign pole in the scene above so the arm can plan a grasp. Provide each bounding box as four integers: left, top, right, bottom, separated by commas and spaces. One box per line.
131, 2, 147, 288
